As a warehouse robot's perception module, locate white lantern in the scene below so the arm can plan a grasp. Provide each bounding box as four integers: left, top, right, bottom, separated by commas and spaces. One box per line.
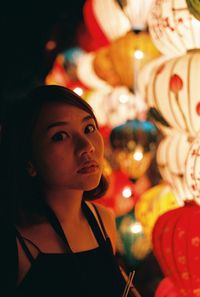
147, 49, 200, 136
185, 133, 200, 204
115, 0, 154, 31
148, 0, 200, 56
76, 52, 112, 91
156, 131, 193, 204
92, 0, 131, 41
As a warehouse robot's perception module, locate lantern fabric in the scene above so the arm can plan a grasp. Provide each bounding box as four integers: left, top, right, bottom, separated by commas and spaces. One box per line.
185, 134, 200, 204
156, 131, 193, 204
152, 202, 200, 296
148, 0, 200, 57
84, 0, 131, 42
93, 31, 160, 89
135, 183, 179, 243
155, 277, 178, 297
115, 0, 154, 31
147, 49, 200, 136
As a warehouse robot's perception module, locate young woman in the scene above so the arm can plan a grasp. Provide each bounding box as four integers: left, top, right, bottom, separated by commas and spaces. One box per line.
0, 85, 139, 297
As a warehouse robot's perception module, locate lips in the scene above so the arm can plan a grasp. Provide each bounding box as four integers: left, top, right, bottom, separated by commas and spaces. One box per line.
77, 161, 99, 174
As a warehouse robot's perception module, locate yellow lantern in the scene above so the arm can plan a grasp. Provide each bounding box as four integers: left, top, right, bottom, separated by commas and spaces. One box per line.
156, 130, 194, 204
93, 31, 160, 89
147, 49, 200, 136
135, 183, 179, 242
148, 0, 200, 57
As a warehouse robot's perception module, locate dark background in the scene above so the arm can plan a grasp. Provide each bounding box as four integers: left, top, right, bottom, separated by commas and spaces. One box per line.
1, 0, 85, 105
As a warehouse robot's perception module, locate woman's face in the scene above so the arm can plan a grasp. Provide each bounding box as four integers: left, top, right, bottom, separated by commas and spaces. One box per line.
30, 102, 104, 193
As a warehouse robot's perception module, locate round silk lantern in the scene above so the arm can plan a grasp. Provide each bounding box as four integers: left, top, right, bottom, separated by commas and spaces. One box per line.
110, 119, 158, 180
156, 130, 193, 204
147, 49, 200, 136
116, 211, 151, 268
93, 31, 160, 89
135, 183, 179, 243
84, 0, 131, 42
96, 170, 138, 217
152, 201, 200, 296
115, 0, 154, 31
185, 134, 200, 204
148, 0, 200, 57
155, 277, 178, 297
186, 0, 200, 21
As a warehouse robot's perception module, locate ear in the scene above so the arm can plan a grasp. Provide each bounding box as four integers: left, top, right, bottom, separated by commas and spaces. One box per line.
27, 161, 37, 177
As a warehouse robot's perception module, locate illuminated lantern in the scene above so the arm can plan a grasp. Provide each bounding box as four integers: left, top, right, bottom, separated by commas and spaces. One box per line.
186, 0, 200, 21
156, 131, 193, 204
115, 0, 154, 31
155, 277, 178, 297
45, 55, 70, 86
93, 31, 160, 89
87, 87, 146, 128
116, 211, 151, 268
96, 170, 138, 217
147, 49, 200, 136
110, 119, 158, 180
84, 0, 131, 43
76, 52, 112, 91
148, 0, 200, 57
185, 134, 200, 205
152, 202, 200, 296
135, 183, 179, 243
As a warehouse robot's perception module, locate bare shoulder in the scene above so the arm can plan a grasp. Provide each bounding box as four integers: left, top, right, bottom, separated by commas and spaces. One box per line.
86, 201, 117, 253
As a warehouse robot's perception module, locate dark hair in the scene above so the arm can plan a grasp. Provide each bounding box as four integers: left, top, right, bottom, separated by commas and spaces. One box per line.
0, 85, 108, 224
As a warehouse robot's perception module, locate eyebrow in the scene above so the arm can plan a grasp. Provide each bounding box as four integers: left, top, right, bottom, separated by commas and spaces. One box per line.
46, 115, 93, 131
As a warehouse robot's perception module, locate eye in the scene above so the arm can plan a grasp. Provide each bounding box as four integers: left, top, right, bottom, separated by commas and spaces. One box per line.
52, 132, 69, 142
84, 124, 96, 134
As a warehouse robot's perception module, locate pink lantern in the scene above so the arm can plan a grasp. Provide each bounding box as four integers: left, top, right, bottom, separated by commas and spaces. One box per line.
148, 0, 200, 56
147, 49, 200, 136
156, 130, 193, 204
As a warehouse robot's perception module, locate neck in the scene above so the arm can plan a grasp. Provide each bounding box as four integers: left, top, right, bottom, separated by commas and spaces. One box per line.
45, 189, 84, 224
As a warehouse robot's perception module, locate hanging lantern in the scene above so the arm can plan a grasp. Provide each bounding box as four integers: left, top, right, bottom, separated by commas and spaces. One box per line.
116, 211, 151, 268
148, 0, 200, 57
87, 87, 146, 128
155, 277, 178, 297
185, 134, 200, 205
152, 202, 200, 296
93, 31, 160, 89
45, 54, 70, 86
115, 0, 154, 31
96, 170, 138, 217
186, 0, 200, 21
135, 183, 179, 243
76, 52, 112, 91
84, 0, 131, 42
156, 130, 193, 204
147, 49, 200, 136
110, 119, 158, 180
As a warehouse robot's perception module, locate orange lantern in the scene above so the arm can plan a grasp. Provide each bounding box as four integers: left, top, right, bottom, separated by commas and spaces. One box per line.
93, 31, 160, 89
152, 202, 200, 296
148, 0, 200, 57
147, 49, 200, 136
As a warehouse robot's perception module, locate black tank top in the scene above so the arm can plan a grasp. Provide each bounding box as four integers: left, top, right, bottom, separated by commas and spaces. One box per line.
14, 202, 127, 297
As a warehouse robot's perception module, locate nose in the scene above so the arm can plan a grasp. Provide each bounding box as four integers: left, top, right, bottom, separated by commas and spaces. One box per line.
75, 135, 95, 156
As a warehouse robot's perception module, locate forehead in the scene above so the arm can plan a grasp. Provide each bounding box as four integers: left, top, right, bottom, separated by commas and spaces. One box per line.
35, 102, 92, 127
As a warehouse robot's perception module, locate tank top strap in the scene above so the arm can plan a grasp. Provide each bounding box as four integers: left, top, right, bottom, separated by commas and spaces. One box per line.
82, 201, 109, 247
15, 229, 36, 264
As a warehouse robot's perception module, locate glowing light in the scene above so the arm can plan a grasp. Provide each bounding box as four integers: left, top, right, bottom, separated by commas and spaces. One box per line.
122, 186, 132, 199
118, 94, 129, 104
134, 50, 144, 60
133, 151, 143, 161
130, 222, 143, 234
45, 40, 56, 51
73, 87, 83, 96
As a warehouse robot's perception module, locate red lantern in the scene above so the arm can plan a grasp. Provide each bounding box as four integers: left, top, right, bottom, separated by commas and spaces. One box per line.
152, 202, 200, 296
155, 277, 178, 297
